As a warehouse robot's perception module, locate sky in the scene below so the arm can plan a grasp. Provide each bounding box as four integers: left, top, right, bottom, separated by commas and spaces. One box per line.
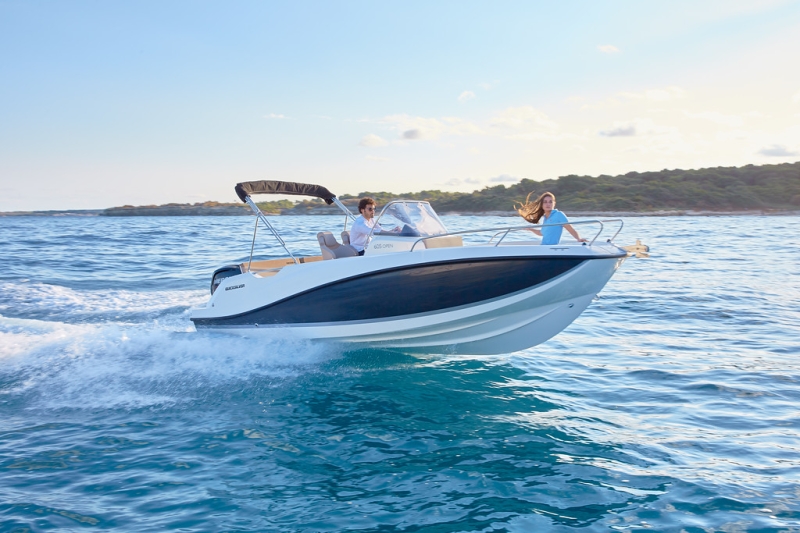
1, 0, 800, 211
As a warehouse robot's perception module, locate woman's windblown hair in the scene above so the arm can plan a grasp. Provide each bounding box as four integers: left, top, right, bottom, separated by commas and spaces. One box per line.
514, 191, 555, 224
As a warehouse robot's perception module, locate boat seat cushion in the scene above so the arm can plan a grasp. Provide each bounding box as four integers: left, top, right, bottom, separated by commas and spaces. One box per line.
423, 235, 464, 249
317, 231, 358, 260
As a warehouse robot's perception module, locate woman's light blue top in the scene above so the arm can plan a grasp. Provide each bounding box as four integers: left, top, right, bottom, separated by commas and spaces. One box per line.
540, 209, 568, 245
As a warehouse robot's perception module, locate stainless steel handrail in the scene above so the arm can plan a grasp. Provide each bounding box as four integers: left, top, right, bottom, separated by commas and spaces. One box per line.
601, 219, 624, 242
409, 219, 620, 251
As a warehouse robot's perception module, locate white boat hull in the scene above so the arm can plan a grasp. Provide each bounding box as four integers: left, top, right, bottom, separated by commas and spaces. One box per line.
191, 244, 626, 355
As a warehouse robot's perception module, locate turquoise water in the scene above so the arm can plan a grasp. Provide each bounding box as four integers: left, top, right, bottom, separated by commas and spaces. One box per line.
1, 215, 798, 532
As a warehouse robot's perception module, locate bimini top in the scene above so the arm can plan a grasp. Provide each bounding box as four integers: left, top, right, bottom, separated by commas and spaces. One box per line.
235, 180, 336, 205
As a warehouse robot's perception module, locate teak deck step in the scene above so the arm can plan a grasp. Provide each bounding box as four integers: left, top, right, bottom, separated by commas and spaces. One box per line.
241, 256, 323, 273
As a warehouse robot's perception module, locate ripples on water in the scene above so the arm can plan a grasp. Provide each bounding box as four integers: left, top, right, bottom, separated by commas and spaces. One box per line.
1, 215, 798, 531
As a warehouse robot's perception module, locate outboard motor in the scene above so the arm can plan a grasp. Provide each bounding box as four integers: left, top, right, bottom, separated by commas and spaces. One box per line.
210, 265, 243, 295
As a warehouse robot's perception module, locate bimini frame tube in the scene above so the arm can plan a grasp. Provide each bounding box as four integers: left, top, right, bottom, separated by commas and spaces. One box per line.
243, 196, 298, 264
331, 197, 356, 232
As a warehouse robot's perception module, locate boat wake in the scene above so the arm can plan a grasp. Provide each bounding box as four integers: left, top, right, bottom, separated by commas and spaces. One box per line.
0, 285, 333, 412
0, 280, 207, 324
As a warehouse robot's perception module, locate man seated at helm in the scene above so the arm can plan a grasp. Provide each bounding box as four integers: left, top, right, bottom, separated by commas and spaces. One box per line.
349, 197, 383, 256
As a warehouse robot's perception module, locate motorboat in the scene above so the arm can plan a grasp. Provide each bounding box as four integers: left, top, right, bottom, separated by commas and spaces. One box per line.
189, 180, 642, 355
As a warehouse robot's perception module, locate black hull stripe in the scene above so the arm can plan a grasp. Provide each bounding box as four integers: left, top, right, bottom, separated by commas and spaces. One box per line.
193, 257, 590, 327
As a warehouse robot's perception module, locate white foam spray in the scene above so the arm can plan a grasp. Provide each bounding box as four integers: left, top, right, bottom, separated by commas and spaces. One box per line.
0, 315, 333, 411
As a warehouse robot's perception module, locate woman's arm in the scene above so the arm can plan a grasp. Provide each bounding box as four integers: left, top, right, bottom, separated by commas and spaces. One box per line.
564, 223, 587, 242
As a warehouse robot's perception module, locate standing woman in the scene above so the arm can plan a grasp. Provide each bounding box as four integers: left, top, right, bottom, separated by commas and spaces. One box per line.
516, 191, 587, 245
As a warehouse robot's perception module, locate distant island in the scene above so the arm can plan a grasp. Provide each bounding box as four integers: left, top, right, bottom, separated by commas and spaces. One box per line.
3, 161, 799, 217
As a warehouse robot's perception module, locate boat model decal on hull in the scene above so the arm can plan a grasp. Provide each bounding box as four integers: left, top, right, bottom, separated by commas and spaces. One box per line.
192, 256, 588, 327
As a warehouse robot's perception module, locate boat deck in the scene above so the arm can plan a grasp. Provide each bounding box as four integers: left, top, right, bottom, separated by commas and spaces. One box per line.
242, 256, 324, 277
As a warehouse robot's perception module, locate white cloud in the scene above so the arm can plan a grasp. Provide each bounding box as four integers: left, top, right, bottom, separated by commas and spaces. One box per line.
599, 122, 637, 137
647, 88, 683, 101
458, 91, 476, 102
578, 87, 685, 111
489, 174, 520, 183
506, 132, 583, 142
382, 114, 483, 141
683, 111, 744, 127
264, 113, 289, 119
444, 177, 484, 187
715, 129, 750, 142
374, 107, 581, 146
793, 91, 800, 104
598, 44, 620, 54
619, 86, 686, 102
606, 118, 694, 156
757, 144, 799, 157
507, 131, 541, 140
365, 155, 390, 162
384, 116, 439, 141
601, 118, 679, 139
442, 117, 483, 131
490, 106, 558, 130
359, 134, 389, 147
441, 116, 484, 134
488, 107, 577, 142
579, 98, 622, 111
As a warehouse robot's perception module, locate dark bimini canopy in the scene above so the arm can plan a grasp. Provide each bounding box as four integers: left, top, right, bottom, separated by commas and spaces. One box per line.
235, 181, 336, 205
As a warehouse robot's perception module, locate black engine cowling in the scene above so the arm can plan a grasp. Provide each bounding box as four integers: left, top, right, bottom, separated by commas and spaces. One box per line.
210, 265, 243, 295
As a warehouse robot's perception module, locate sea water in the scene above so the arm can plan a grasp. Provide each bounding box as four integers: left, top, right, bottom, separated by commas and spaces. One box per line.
0, 214, 798, 532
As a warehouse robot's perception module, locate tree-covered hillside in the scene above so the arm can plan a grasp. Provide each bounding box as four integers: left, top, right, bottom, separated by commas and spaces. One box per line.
88, 161, 800, 217
293, 161, 800, 213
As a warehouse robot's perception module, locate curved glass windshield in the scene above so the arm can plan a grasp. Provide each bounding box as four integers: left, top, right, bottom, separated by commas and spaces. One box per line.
375, 201, 448, 237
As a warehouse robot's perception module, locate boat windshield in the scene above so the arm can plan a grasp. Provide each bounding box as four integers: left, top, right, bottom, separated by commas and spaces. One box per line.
375, 201, 448, 237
